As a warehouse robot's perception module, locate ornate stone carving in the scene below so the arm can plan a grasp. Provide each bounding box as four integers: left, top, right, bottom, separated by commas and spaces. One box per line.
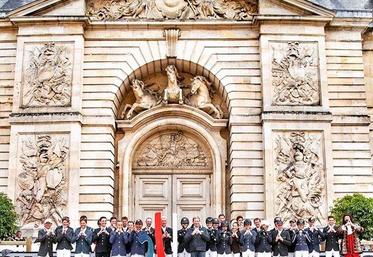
86, 0, 256, 21
187, 76, 223, 118
16, 134, 69, 226
121, 65, 224, 119
121, 79, 162, 119
22, 43, 73, 107
274, 131, 325, 221
164, 29, 180, 58
271, 42, 320, 106
134, 131, 209, 168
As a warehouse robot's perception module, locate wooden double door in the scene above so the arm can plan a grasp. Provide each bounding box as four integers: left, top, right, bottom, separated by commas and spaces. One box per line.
133, 173, 211, 224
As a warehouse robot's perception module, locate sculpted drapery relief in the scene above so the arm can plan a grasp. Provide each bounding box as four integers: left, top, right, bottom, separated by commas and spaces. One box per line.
134, 131, 210, 168
274, 131, 326, 222
16, 134, 69, 227
271, 42, 320, 106
86, 0, 256, 21
22, 42, 73, 107
121, 64, 224, 119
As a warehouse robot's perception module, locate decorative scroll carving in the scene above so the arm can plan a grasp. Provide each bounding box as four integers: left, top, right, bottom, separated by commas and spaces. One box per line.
23, 43, 73, 107
135, 131, 209, 168
271, 42, 320, 106
164, 29, 180, 58
121, 65, 224, 119
274, 131, 325, 221
86, 0, 256, 21
16, 135, 69, 226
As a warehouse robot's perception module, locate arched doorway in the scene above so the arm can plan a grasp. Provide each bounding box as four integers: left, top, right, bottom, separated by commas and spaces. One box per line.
117, 107, 228, 222
116, 59, 228, 223
132, 129, 213, 220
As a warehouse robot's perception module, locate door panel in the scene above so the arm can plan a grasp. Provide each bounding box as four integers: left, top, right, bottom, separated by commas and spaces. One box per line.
134, 173, 211, 225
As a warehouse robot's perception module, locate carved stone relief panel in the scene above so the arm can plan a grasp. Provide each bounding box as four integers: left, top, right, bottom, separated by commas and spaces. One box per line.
133, 130, 212, 169
273, 131, 326, 221
21, 42, 73, 107
16, 134, 69, 227
86, 0, 257, 21
271, 41, 320, 106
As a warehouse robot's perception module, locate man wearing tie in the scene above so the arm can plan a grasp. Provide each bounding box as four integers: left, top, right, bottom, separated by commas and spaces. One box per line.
240, 219, 257, 257
55, 216, 74, 257
322, 216, 340, 257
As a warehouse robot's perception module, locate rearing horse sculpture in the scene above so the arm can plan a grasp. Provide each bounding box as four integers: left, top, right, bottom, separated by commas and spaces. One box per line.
188, 75, 223, 119
121, 79, 160, 119
163, 65, 183, 104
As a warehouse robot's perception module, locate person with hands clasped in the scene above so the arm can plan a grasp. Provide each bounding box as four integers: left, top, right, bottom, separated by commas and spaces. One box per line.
55, 216, 74, 257
75, 216, 93, 257
129, 219, 147, 257
292, 219, 311, 257
206, 217, 218, 257
305, 217, 324, 257
240, 219, 257, 257
270, 218, 291, 257
184, 217, 211, 257
161, 216, 173, 257
255, 220, 272, 257
93, 216, 112, 257
216, 221, 232, 257
322, 216, 340, 257
35, 219, 56, 257
339, 214, 364, 257
231, 222, 242, 257
110, 221, 129, 257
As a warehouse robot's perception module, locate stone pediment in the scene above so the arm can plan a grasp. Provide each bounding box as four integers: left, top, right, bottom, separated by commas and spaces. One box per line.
6, 0, 334, 20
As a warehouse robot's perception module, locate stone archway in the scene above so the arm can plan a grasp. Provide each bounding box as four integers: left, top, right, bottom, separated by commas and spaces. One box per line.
115, 59, 229, 222
117, 107, 227, 221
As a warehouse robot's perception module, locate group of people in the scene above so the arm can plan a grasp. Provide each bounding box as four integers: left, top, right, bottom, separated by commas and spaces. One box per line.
35, 214, 364, 257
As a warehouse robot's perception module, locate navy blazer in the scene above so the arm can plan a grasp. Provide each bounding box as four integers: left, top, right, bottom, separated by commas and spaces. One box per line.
129, 230, 147, 255
75, 227, 93, 254
255, 230, 272, 253
206, 228, 218, 252
322, 226, 340, 251
305, 228, 324, 253
240, 229, 257, 252
292, 230, 311, 252
35, 228, 55, 257
110, 230, 129, 256
216, 231, 232, 254
55, 226, 74, 250
178, 228, 190, 253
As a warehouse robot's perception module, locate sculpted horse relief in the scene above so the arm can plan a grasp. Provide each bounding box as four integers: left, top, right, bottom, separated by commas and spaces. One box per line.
121, 65, 224, 119
121, 79, 161, 119
188, 76, 223, 119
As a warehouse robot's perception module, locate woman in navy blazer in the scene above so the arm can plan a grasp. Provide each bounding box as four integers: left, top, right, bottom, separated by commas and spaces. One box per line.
110, 221, 130, 257
75, 216, 93, 257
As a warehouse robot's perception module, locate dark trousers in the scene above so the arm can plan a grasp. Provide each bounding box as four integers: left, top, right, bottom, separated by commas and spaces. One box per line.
96, 252, 110, 257
191, 252, 206, 257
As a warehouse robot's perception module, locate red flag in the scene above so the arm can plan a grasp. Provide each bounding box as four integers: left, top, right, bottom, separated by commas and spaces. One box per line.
154, 212, 165, 257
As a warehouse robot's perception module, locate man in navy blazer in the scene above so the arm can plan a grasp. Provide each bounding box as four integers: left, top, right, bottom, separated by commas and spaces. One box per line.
110, 221, 129, 257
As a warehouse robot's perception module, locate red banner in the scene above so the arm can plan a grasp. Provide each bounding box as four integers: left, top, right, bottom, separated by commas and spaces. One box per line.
154, 212, 165, 257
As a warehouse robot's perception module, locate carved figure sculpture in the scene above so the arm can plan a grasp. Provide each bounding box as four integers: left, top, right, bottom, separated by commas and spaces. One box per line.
274, 131, 325, 222
16, 135, 69, 226
188, 76, 223, 119
163, 65, 184, 104
121, 79, 161, 119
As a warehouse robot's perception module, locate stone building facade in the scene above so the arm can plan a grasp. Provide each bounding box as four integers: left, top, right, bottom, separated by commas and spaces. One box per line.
1, 0, 373, 228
